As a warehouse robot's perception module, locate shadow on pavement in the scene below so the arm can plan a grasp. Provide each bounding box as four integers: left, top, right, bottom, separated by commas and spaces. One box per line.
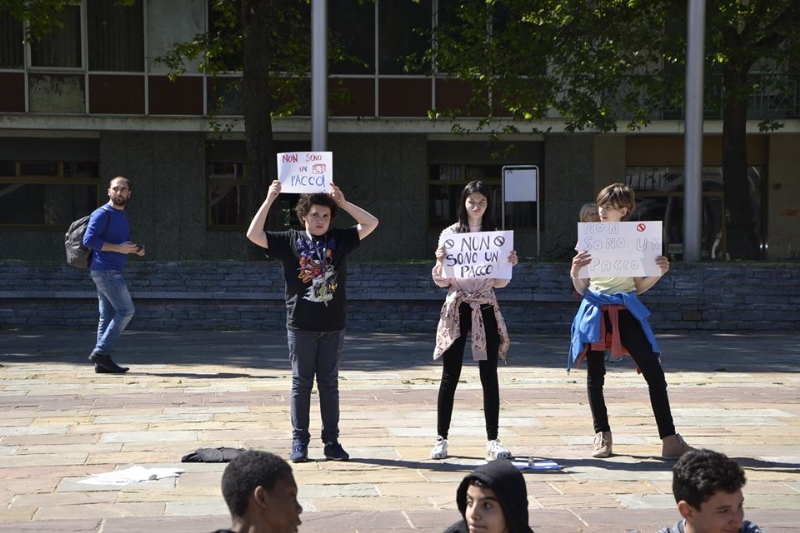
2, 330, 800, 374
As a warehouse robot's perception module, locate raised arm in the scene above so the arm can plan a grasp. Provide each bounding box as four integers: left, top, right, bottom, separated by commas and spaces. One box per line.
634, 255, 670, 294
246, 180, 281, 249
432, 245, 451, 287
330, 183, 379, 240
570, 250, 592, 296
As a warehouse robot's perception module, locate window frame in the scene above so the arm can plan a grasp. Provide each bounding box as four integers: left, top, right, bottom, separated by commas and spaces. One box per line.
0, 159, 100, 230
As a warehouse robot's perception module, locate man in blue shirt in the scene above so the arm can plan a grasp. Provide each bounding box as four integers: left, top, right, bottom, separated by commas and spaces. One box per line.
82, 176, 145, 374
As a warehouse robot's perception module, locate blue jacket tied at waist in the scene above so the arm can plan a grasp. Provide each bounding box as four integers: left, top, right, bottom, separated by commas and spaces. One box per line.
568, 289, 660, 371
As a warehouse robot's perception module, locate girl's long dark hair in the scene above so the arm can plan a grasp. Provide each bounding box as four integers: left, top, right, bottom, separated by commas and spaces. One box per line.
455, 180, 497, 233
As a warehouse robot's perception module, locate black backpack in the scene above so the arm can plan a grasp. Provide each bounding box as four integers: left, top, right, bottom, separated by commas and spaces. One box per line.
65, 210, 110, 269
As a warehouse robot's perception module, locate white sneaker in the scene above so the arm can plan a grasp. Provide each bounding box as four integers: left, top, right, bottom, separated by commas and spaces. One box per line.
430, 436, 448, 460
486, 439, 512, 460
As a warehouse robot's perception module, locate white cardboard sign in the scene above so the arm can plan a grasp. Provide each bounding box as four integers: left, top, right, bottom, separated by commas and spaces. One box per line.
576, 221, 663, 278
277, 151, 332, 193
441, 230, 514, 280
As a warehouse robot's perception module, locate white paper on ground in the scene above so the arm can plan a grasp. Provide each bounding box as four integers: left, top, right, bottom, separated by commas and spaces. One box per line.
512, 459, 561, 471
77, 465, 185, 486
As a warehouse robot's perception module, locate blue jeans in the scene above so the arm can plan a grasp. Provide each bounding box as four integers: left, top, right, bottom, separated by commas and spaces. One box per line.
287, 328, 345, 444
90, 270, 135, 355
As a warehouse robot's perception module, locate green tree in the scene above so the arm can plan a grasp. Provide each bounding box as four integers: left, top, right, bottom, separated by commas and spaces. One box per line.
158, 0, 312, 253
424, 0, 800, 260
0, 0, 83, 41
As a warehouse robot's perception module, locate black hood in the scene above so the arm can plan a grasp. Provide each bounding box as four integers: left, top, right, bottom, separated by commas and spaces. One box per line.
455, 459, 533, 533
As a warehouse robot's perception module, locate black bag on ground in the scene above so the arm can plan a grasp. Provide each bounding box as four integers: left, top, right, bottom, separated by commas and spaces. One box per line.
65, 211, 109, 269
181, 447, 246, 463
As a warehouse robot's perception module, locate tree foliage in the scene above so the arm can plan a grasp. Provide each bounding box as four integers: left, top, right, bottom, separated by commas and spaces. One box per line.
0, 0, 136, 41
424, 0, 800, 259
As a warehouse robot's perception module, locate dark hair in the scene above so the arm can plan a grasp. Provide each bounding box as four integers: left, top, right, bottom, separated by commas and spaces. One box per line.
456, 180, 496, 232
110, 176, 131, 190
220, 450, 293, 518
295, 193, 338, 221
672, 449, 747, 510
595, 182, 635, 221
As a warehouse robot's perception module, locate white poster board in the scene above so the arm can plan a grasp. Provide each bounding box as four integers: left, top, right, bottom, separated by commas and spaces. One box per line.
503, 166, 538, 202
576, 221, 663, 278
277, 151, 332, 193
440, 230, 514, 279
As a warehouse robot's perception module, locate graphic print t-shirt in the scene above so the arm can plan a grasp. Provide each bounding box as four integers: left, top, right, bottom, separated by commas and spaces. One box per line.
265, 227, 360, 331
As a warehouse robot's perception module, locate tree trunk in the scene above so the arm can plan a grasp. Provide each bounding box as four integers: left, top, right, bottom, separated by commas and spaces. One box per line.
241, 0, 278, 259
721, 63, 760, 260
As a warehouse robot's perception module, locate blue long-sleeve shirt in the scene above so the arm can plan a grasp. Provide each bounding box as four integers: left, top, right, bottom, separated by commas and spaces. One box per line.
568, 289, 660, 371
82, 204, 130, 271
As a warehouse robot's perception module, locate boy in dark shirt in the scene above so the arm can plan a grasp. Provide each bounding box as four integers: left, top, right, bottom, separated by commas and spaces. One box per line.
246, 180, 378, 463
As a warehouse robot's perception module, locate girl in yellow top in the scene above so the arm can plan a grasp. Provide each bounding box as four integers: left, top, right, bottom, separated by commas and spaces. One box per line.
570, 183, 694, 460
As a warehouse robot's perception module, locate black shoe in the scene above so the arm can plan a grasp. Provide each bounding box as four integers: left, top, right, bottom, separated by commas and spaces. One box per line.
289, 441, 308, 463
89, 353, 129, 374
323, 440, 350, 461
94, 364, 127, 374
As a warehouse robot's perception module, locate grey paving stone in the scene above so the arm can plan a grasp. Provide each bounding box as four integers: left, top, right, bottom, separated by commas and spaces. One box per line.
0, 329, 798, 532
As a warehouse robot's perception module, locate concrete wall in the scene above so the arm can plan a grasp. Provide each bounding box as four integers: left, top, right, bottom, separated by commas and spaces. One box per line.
541, 134, 596, 259
3, 261, 800, 333
330, 133, 429, 260
100, 131, 208, 261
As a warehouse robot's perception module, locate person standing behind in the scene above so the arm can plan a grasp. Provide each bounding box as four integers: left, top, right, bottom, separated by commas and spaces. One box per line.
579, 202, 599, 224
212, 450, 303, 533
430, 180, 518, 461
444, 459, 534, 533
246, 180, 378, 463
658, 449, 763, 533
569, 182, 694, 459
83, 176, 144, 374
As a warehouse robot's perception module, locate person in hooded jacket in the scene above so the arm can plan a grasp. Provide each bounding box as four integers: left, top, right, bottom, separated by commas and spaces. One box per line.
445, 459, 534, 533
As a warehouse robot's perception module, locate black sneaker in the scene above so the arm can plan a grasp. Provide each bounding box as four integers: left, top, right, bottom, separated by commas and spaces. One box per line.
289, 441, 308, 463
89, 353, 129, 374
323, 440, 350, 461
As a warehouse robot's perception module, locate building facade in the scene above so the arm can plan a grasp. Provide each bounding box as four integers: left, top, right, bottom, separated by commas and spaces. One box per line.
1, 0, 799, 264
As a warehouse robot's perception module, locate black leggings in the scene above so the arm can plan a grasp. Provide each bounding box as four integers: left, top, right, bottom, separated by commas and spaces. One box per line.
436, 302, 501, 441
586, 308, 676, 439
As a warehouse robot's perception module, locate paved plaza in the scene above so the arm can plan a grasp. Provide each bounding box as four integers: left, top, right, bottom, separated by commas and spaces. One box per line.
1, 329, 799, 532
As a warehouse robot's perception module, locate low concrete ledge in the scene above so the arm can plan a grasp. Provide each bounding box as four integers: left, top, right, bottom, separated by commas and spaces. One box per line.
2, 260, 800, 331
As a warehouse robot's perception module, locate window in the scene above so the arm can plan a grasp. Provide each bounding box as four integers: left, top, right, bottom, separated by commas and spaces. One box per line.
30, 4, 82, 68
427, 141, 543, 231
0, 9, 23, 68
330, 0, 375, 75
378, 0, 430, 75
626, 166, 764, 260
207, 162, 249, 227
87, 0, 144, 72
0, 160, 100, 227
206, 141, 308, 229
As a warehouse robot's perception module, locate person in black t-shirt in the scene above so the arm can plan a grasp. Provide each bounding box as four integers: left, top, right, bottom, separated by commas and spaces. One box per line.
246, 180, 378, 463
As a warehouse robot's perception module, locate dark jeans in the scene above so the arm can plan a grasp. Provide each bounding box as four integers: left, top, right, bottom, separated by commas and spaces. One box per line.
287, 328, 345, 444
586, 308, 676, 439
436, 302, 501, 441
